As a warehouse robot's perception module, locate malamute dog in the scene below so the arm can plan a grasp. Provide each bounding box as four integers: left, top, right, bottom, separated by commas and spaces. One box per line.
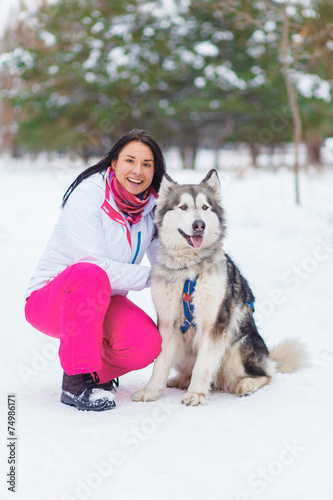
131, 170, 307, 406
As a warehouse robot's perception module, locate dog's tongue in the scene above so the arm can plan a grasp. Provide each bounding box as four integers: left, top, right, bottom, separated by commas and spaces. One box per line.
191, 235, 204, 249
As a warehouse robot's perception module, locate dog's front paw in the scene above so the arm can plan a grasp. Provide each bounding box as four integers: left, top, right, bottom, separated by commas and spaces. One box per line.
131, 389, 159, 402
181, 391, 207, 406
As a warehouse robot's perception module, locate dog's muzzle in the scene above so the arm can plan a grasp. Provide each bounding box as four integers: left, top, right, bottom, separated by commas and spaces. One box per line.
178, 219, 205, 249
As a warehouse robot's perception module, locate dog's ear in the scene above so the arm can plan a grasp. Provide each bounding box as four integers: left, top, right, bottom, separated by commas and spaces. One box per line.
158, 173, 176, 199
201, 169, 220, 195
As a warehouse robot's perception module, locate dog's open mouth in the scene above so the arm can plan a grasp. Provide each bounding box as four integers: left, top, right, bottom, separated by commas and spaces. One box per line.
178, 229, 204, 249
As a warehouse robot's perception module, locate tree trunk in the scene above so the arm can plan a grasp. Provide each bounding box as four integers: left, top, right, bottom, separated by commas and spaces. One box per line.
306, 139, 323, 166
280, 3, 302, 205
248, 142, 259, 168
191, 142, 197, 169
214, 145, 219, 170
180, 147, 195, 169
213, 113, 234, 170
179, 143, 187, 169
11, 140, 22, 159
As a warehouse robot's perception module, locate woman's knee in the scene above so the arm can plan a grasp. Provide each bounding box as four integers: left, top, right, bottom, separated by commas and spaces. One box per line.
103, 296, 162, 369
117, 325, 162, 371
131, 339, 162, 370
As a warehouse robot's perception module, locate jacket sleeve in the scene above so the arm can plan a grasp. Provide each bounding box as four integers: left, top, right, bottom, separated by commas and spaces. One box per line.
63, 180, 151, 292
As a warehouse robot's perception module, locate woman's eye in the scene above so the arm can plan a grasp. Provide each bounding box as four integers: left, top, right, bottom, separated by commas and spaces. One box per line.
179, 204, 188, 211
202, 205, 209, 210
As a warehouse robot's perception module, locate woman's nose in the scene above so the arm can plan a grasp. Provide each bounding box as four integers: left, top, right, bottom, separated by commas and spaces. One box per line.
131, 162, 143, 174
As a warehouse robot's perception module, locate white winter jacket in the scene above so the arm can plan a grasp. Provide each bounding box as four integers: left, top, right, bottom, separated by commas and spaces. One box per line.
25, 171, 159, 299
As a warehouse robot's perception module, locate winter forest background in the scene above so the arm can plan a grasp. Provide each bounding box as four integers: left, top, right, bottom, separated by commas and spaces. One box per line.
1, 0, 333, 179
0, 1, 333, 500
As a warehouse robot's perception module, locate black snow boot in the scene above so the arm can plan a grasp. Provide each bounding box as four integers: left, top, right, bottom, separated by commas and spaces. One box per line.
99, 377, 119, 392
61, 371, 116, 411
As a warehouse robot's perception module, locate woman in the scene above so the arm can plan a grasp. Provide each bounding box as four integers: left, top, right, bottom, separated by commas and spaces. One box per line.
25, 129, 166, 411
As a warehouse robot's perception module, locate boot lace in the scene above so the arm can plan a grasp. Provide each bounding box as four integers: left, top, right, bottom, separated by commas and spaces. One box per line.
81, 372, 100, 390
99, 377, 119, 392
84, 372, 119, 392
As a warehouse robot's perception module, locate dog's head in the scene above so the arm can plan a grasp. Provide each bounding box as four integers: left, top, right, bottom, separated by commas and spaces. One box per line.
154, 169, 225, 253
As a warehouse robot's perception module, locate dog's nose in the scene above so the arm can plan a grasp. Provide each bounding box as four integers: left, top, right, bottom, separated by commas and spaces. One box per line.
192, 219, 206, 233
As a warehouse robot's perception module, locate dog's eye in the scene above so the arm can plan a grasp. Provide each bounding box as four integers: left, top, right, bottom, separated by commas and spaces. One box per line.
179, 204, 188, 211
202, 205, 209, 210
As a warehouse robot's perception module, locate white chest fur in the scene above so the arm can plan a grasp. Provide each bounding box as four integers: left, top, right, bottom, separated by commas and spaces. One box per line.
151, 259, 227, 337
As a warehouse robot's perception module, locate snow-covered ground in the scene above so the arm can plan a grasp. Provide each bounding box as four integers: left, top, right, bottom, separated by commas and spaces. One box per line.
1, 155, 333, 500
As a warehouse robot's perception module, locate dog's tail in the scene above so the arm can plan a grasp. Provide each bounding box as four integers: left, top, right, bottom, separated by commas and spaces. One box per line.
269, 339, 309, 374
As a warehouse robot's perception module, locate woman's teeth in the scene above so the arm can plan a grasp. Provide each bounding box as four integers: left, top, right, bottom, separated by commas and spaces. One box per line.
128, 178, 143, 184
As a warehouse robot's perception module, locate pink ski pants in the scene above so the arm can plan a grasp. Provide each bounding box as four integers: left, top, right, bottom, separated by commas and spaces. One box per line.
25, 262, 162, 382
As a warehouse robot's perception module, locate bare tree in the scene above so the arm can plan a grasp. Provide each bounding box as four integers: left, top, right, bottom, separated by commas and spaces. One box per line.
211, 0, 303, 204
280, 1, 302, 204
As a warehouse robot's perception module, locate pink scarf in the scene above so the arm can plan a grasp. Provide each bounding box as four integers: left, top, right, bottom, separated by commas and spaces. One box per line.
106, 168, 157, 225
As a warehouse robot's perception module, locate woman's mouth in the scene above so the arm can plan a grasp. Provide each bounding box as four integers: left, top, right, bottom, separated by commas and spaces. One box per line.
127, 177, 143, 186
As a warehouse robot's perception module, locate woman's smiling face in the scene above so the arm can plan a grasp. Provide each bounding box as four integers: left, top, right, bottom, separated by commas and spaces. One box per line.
111, 141, 155, 195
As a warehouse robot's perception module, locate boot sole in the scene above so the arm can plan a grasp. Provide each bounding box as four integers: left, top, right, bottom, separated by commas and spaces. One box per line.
60, 392, 116, 411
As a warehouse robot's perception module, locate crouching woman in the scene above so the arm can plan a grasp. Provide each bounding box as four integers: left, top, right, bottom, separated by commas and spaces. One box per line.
25, 130, 165, 411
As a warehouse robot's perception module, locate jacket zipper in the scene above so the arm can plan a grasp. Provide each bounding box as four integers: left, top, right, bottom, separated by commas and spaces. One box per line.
131, 231, 141, 264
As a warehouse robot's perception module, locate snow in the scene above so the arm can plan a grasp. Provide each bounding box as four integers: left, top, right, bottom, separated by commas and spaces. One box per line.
0, 0, 40, 34
1, 156, 333, 500
89, 389, 115, 403
296, 72, 332, 102
195, 41, 219, 57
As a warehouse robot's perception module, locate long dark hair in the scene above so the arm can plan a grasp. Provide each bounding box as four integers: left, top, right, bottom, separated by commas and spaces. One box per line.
61, 129, 166, 207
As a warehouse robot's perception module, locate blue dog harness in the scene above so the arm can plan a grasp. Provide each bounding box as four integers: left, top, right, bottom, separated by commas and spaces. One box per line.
246, 300, 255, 311
180, 278, 255, 333
180, 278, 197, 333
